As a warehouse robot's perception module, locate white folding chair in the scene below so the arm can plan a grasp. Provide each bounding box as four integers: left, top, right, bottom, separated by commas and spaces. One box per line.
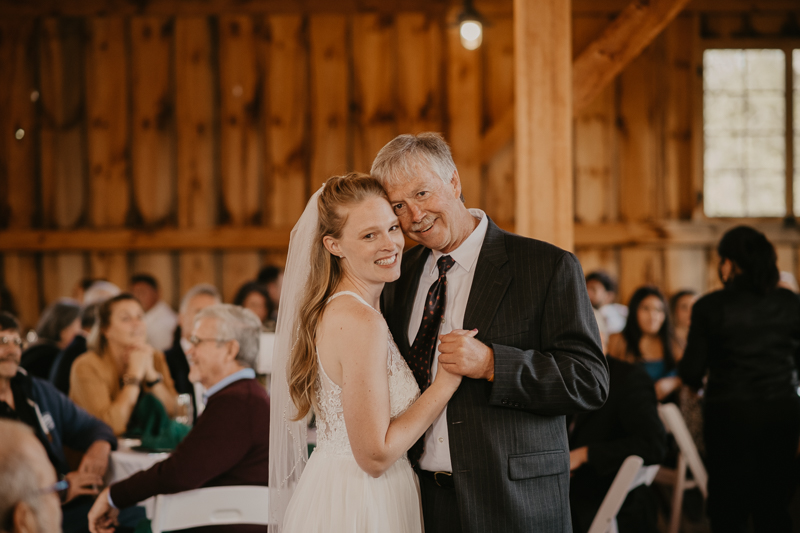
654, 403, 708, 533
151, 485, 271, 533
588, 455, 659, 533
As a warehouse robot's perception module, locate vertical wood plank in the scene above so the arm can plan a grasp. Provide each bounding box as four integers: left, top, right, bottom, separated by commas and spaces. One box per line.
447, 22, 481, 207
664, 14, 694, 220
86, 17, 129, 228
576, 248, 620, 281
219, 15, 261, 226
309, 15, 348, 181
514, 0, 573, 249
266, 15, 308, 227
0, 19, 39, 328
42, 253, 85, 305
352, 13, 396, 173
176, 18, 216, 294
90, 252, 129, 290
617, 38, 666, 223
39, 18, 86, 229
131, 17, 175, 226
665, 247, 706, 294
132, 252, 176, 309
574, 85, 616, 224
619, 247, 665, 304
396, 13, 442, 135
221, 252, 261, 304
179, 252, 217, 298
483, 16, 514, 227
775, 245, 795, 276
705, 247, 724, 293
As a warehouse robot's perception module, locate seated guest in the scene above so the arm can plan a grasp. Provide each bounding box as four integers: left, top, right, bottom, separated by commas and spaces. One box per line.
129, 274, 177, 352
0, 420, 62, 533
72, 278, 98, 305
607, 286, 682, 402
669, 289, 697, 359
164, 284, 221, 417
586, 271, 628, 334
21, 299, 81, 379
88, 304, 270, 533
569, 355, 667, 533
0, 312, 118, 533
49, 303, 97, 395
70, 294, 178, 436
82, 281, 121, 307
232, 281, 271, 326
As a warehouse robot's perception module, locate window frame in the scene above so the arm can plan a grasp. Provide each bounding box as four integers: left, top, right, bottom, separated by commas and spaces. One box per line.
696, 38, 800, 222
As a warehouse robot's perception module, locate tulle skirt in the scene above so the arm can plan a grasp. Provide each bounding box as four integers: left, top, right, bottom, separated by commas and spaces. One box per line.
282, 449, 423, 533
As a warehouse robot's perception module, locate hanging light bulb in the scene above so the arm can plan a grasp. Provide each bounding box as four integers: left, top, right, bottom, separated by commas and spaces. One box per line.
458, 0, 484, 50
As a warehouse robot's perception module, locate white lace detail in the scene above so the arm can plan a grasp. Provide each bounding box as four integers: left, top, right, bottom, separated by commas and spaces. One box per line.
314, 292, 421, 457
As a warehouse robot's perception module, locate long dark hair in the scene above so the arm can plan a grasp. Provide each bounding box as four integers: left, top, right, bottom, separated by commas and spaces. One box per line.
717, 226, 779, 294
622, 286, 675, 371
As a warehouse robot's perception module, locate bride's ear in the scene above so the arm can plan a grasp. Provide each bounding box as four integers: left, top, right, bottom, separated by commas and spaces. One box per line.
322, 236, 342, 258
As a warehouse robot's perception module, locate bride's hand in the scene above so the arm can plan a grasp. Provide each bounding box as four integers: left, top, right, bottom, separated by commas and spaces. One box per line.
434, 360, 462, 393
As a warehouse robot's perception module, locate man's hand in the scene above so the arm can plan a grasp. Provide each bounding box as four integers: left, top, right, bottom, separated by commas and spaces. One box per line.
88, 487, 119, 533
569, 446, 589, 472
64, 471, 103, 503
438, 329, 494, 380
79, 440, 112, 477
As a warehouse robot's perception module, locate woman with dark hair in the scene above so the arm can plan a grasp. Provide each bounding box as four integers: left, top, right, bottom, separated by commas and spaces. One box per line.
20, 298, 82, 379
607, 286, 682, 401
70, 293, 178, 435
669, 289, 697, 359
232, 281, 271, 325
679, 226, 800, 533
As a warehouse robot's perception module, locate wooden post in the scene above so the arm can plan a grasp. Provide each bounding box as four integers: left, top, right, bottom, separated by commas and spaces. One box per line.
514, 0, 573, 250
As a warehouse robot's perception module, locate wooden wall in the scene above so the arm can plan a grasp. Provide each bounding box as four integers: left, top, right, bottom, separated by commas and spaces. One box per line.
1, 2, 799, 328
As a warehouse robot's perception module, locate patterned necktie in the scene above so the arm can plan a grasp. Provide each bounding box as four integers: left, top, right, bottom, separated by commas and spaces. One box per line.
408, 255, 456, 393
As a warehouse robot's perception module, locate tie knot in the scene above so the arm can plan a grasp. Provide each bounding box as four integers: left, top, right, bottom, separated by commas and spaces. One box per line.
436, 255, 455, 277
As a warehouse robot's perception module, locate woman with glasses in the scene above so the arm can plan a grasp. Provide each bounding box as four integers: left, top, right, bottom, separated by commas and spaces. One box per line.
70, 293, 178, 435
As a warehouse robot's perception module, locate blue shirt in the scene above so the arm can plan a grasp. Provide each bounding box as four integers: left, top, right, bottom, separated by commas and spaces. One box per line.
202, 368, 256, 405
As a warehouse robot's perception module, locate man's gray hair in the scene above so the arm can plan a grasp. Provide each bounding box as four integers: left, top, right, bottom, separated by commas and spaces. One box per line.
194, 304, 261, 370
179, 283, 222, 315
0, 421, 44, 529
82, 281, 121, 307
370, 132, 457, 190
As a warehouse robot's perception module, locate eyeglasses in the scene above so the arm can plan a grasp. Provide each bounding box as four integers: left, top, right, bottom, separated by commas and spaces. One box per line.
0, 336, 23, 348
188, 335, 230, 347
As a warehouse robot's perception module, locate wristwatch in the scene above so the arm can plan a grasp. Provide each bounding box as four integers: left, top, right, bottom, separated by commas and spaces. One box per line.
145, 373, 163, 388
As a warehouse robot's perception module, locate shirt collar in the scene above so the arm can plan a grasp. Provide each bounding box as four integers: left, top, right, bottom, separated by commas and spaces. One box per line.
202, 368, 256, 405
429, 209, 488, 276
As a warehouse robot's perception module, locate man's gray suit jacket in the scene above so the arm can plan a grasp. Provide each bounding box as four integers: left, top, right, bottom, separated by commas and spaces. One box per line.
382, 218, 609, 533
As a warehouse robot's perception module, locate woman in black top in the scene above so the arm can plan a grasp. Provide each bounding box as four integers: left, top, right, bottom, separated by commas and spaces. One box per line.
679, 226, 800, 533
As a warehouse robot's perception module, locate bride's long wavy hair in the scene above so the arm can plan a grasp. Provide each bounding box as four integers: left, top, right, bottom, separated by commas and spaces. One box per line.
288, 172, 389, 420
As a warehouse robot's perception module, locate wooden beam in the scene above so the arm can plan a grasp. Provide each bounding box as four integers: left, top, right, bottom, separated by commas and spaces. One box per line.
514, 0, 573, 250
573, 0, 692, 113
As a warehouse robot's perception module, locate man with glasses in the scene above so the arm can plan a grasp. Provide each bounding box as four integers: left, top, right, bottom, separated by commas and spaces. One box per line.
0, 312, 117, 533
0, 420, 63, 533
88, 304, 270, 533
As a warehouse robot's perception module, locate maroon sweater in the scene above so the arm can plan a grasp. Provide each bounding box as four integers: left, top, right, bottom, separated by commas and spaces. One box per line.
110, 378, 269, 532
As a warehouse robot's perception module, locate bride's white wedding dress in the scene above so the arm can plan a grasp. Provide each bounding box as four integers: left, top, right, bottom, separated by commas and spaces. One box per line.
281, 291, 423, 533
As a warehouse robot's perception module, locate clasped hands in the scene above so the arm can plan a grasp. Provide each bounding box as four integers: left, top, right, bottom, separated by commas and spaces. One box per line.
436, 329, 494, 381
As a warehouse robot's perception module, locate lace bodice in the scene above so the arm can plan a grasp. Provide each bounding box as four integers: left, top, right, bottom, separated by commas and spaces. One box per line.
314, 292, 421, 457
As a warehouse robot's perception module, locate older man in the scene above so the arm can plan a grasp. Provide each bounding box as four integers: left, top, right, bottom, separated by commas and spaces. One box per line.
373, 133, 608, 533
0, 420, 63, 533
88, 304, 269, 533
0, 312, 116, 533
163, 284, 222, 418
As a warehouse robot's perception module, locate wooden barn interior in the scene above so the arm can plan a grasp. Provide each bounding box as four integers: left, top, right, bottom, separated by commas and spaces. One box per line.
1, 0, 800, 330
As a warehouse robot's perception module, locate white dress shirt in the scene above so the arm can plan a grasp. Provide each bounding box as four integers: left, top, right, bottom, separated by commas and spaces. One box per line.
408, 209, 489, 472
144, 300, 178, 352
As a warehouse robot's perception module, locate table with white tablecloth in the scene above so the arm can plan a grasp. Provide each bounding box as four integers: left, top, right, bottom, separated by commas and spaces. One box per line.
107, 440, 169, 518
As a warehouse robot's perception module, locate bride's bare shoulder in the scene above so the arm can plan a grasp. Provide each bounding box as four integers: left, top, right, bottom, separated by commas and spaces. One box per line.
318, 295, 387, 349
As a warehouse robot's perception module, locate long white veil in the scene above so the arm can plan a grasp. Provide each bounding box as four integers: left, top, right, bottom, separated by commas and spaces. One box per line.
268, 186, 323, 531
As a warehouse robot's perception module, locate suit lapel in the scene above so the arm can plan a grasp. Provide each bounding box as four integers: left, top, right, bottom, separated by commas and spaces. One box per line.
463, 218, 511, 340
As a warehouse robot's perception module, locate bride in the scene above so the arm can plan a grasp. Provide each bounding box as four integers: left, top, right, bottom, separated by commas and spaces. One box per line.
269, 173, 462, 532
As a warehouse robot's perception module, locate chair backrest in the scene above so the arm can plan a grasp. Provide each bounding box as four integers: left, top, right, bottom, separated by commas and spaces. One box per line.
658, 403, 708, 497
151, 485, 271, 533
587, 455, 645, 533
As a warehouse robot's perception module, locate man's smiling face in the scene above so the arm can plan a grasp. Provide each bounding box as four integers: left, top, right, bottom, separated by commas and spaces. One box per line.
385, 164, 464, 254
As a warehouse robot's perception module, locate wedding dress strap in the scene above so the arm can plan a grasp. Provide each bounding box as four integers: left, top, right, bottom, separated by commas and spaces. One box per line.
327, 291, 379, 313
